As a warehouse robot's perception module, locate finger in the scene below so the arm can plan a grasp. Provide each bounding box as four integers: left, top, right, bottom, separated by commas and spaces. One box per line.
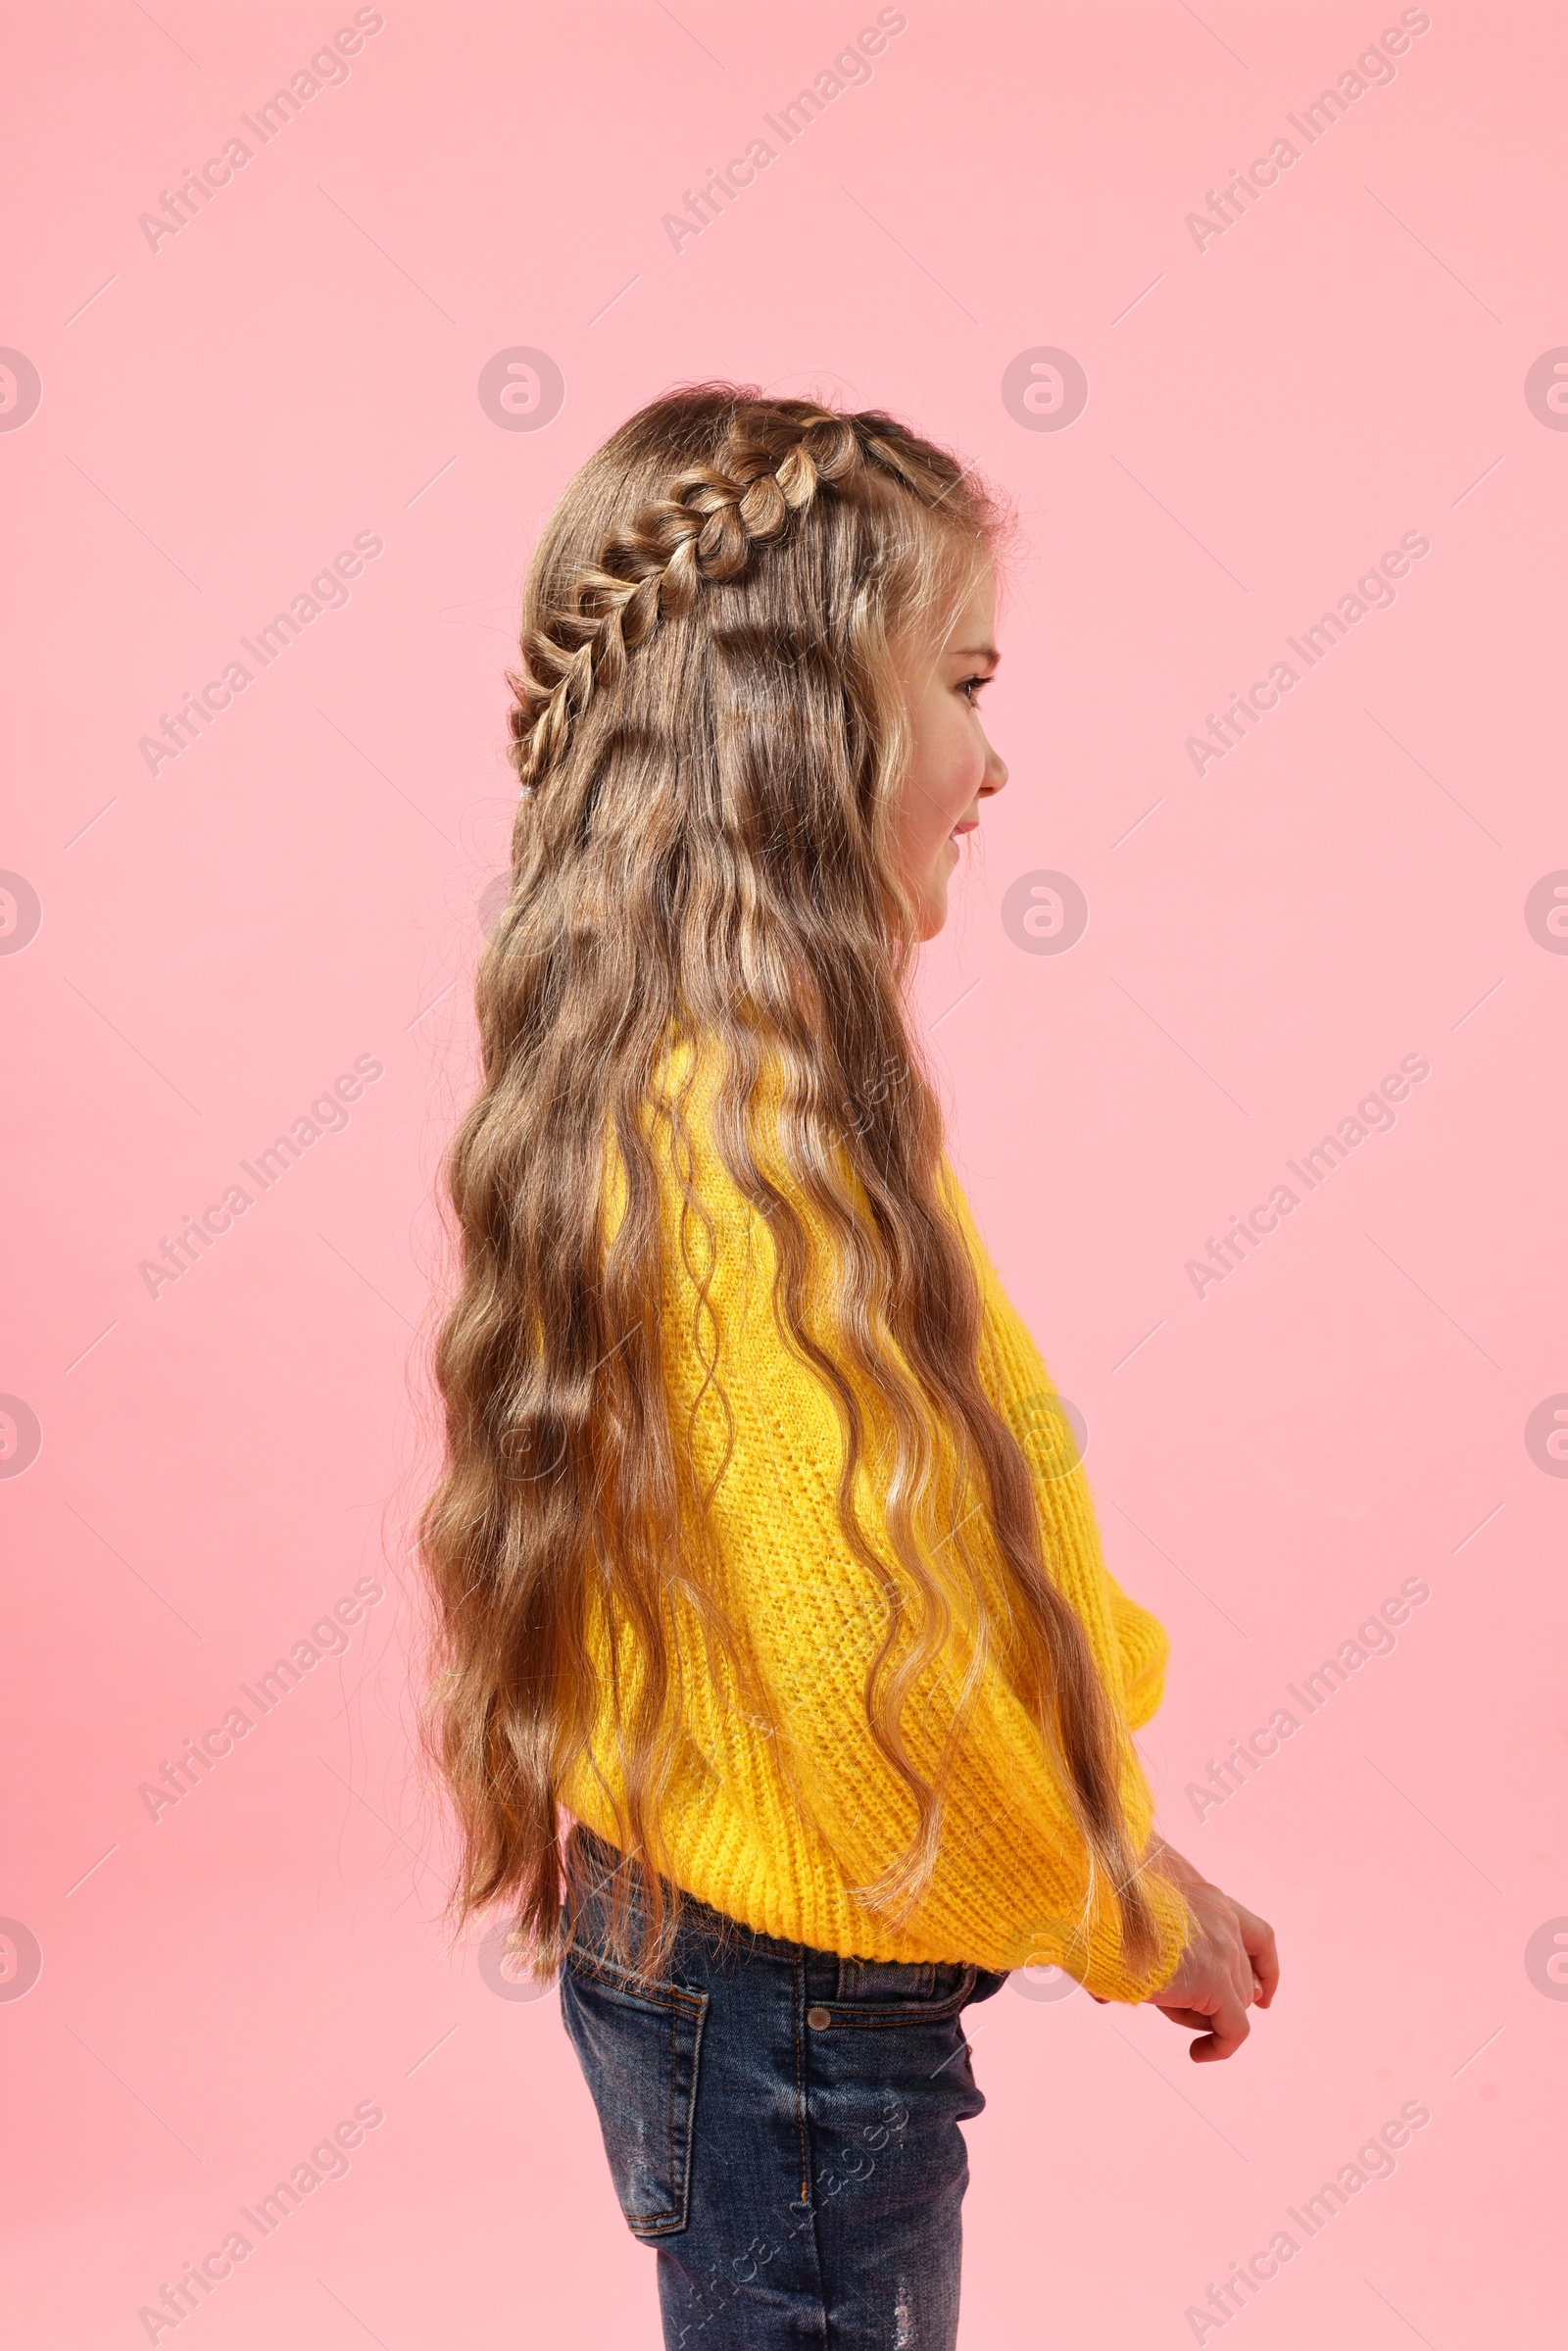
1222, 1926, 1254, 2015
1224, 1908, 1261, 2005
1190, 1990, 1250, 2064
1237, 1949, 1259, 2012
1231, 1910, 1277, 2007
1238, 1913, 1280, 2006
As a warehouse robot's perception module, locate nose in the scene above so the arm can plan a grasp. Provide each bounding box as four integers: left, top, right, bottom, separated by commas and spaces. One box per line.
980, 738, 1007, 796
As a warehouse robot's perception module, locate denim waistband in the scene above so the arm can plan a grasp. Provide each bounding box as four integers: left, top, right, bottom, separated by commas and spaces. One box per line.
564, 1820, 808, 1965
563, 1818, 1009, 1992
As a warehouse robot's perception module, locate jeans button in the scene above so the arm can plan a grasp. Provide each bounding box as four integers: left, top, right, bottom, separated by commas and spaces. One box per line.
807, 2005, 832, 2030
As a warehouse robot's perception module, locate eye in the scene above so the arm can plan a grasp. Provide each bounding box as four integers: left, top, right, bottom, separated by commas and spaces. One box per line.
958, 674, 992, 704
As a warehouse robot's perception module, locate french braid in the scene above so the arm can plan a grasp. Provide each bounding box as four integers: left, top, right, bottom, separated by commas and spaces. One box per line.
509, 406, 941, 790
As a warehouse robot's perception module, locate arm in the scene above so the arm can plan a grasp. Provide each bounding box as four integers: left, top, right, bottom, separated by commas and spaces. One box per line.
913, 1159, 1279, 2049
938, 1160, 1173, 1734
1101, 1569, 1170, 1730
1123, 1837, 1280, 2061
653, 1122, 1190, 2001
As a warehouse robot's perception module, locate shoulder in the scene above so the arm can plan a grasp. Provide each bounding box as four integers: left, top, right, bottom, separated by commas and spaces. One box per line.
600, 1033, 793, 1322
934, 1158, 1061, 1413
618, 1032, 1000, 1303
934, 1152, 1006, 1304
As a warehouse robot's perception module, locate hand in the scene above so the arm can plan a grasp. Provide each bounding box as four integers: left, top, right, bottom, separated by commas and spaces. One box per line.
1091, 1838, 1279, 2063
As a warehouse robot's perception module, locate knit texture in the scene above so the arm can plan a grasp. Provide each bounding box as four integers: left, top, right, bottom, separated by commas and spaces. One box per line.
559, 1040, 1190, 2001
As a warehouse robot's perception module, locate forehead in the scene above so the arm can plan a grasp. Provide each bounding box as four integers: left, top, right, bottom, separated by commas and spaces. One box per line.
941, 558, 998, 649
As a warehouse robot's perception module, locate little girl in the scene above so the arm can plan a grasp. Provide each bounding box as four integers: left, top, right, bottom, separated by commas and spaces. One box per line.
419, 386, 1277, 2349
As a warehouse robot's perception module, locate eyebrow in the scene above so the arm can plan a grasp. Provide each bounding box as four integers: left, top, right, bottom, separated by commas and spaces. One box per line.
948, 644, 1001, 663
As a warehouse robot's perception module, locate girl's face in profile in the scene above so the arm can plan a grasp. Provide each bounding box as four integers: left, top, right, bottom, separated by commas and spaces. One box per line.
892, 556, 1008, 942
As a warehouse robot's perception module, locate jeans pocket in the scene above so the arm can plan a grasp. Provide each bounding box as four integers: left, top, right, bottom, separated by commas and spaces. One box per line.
837, 1955, 937, 2000
817, 1959, 979, 2029
560, 1954, 709, 2240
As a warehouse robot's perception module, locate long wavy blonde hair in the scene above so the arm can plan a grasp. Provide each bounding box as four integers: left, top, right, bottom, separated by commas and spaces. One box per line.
417, 384, 1164, 1984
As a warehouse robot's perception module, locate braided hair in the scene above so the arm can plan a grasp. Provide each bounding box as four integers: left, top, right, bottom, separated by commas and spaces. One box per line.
507, 399, 970, 794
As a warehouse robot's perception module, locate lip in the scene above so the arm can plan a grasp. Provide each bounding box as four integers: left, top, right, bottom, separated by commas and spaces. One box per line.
950, 820, 979, 839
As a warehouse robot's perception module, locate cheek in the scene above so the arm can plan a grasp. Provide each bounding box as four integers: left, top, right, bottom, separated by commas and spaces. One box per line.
923, 714, 983, 825
898, 686, 984, 882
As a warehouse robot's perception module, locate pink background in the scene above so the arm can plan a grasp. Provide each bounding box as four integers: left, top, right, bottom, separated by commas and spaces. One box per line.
4, 3, 1565, 2343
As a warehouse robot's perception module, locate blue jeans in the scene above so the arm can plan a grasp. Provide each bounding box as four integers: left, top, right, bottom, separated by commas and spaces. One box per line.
559, 1822, 1010, 2349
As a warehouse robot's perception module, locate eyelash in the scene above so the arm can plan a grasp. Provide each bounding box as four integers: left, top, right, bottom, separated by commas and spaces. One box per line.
958, 675, 992, 704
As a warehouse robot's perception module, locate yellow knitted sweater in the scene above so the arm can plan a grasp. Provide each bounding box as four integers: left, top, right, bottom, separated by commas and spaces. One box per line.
560, 1041, 1190, 2003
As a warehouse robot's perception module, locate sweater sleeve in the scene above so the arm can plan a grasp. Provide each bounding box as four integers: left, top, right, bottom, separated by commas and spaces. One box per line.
1102, 1570, 1171, 1731
937, 1160, 1176, 1736
638, 1100, 1189, 2001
